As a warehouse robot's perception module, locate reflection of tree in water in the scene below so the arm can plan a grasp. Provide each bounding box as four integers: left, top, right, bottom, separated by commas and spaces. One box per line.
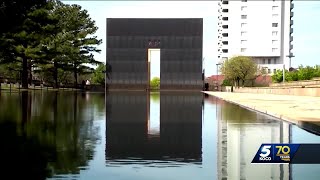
220, 100, 275, 124
0, 91, 100, 179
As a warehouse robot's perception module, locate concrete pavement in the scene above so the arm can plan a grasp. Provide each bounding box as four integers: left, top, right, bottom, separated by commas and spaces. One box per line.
204, 91, 320, 125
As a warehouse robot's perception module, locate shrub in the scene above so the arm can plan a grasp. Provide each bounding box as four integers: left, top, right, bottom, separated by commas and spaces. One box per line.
271, 65, 320, 82
272, 70, 285, 83
286, 71, 299, 81
150, 77, 160, 90
222, 79, 232, 86
314, 65, 320, 77
297, 65, 315, 80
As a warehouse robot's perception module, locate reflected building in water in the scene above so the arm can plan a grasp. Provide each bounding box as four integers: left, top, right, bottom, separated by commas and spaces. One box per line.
215, 97, 291, 180
105, 91, 203, 165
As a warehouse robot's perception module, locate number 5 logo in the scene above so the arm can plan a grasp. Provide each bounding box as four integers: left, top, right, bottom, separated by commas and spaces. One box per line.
260, 145, 271, 157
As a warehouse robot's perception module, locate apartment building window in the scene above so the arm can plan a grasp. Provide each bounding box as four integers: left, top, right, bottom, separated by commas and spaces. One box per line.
263, 59, 266, 64
272, 6, 278, 11
272, 40, 278, 45
241, 0, 247, 2
268, 69, 271, 74
222, 9, 229, 13
268, 59, 271, 64
241, 23, 247, 28
241, 15, 247, 19
272, 48, 278, 52
241, 31, 247, 36
222, 17, 228, 21
272, 14, 278, 18
273, 69, 276, 74
241, 6, 247, 11
272, 23, 278, 27
272, 31, 278, 36
274, 58, 277, 64
241, 40, 247, 45
241, 48, 246, 52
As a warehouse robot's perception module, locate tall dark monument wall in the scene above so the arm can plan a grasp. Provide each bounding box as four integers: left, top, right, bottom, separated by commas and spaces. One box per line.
106, 18, 203, 90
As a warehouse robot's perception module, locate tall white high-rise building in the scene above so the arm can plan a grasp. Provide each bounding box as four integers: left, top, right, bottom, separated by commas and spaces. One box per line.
217, 0, 294, 74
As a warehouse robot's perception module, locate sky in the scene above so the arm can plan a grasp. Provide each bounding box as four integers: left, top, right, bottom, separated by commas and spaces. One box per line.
149, 49, 160, 79
64, 1, 320, 76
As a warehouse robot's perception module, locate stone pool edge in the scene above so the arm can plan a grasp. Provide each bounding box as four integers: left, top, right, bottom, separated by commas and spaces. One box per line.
203, 91, 298, 125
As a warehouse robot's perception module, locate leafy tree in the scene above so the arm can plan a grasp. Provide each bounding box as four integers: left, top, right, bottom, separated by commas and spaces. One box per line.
150, 77, 160, 90
220, 56, 258, 87
1, 0, 102, 89
92, 64, 105, 85
0, 2, 58, 88
0, 0, 47, 34
0, 63, 21, 83
53, 3, 102, 87
221, 79, 232, 86
91, 63, 112, 85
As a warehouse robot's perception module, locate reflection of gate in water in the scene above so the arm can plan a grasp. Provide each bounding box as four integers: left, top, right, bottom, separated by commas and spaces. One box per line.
105, 92, 203, 164
106, 18, 203, 90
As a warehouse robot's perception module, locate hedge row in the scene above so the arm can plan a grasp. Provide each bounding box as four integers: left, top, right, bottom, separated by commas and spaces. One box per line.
272, 65, 320, 83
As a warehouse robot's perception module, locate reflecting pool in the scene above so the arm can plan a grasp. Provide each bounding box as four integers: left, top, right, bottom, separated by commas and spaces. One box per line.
0, 91, 320, 180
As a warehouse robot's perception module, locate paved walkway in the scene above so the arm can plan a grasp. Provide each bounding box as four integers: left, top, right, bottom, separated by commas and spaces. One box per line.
204, 91, 320, 124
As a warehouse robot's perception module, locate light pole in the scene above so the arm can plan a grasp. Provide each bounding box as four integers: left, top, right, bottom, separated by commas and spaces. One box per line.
284, 54, 294, 83
282, 64, 285, 83
286, 54, 295, 69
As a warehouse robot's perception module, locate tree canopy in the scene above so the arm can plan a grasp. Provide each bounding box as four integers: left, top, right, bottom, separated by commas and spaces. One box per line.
91, 63, 112, 85
220, 56, 261, 87
0, 0, 104, 89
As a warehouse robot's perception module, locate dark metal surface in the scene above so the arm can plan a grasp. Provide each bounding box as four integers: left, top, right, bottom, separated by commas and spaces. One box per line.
106, 18, 203, 90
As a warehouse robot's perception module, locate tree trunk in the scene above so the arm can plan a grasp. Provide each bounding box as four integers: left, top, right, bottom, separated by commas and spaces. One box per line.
28, 60, 32, 85
22, 56, 28, 89
74, 68, 78, 89
53, 61, 58, 88
242, 79, 245, 87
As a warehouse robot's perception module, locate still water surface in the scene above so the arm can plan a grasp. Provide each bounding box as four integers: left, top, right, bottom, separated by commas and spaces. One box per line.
0, 91, 320, 180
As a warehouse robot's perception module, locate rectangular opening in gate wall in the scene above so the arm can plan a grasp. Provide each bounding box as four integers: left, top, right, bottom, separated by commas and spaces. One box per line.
148, 49, 160, 90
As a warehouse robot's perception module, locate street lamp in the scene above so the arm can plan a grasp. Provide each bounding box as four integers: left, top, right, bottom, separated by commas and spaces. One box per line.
286, 54, 295, 69
284, 54, 295, 83
282, 64, 285, 83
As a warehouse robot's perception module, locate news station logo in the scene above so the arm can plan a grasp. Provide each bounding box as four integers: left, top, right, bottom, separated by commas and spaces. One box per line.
275, 145, 291, 162
252, 144, 299, 164
259, 145, 272, 161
